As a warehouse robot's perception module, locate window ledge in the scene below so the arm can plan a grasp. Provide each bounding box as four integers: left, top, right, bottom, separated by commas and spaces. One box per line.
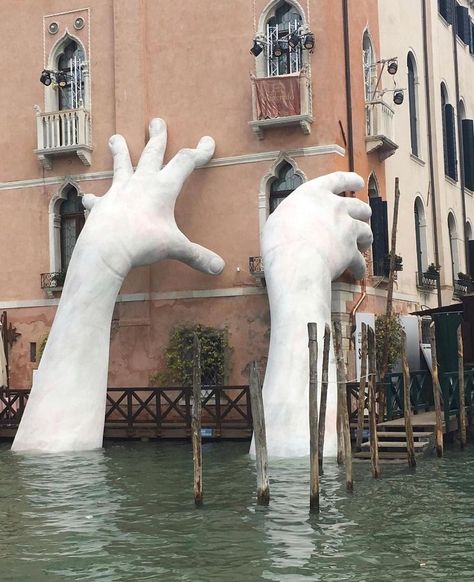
35, 145, 92, 170
445, 174, 458, 186
410, 153, 425, 166
249, 114, 313, 140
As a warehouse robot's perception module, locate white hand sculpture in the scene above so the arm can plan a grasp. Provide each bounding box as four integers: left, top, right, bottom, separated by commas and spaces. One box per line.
12, 119, 224, 453
257, 172, 372, 458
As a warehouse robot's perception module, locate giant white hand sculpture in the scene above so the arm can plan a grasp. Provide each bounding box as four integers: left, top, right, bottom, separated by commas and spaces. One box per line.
12, 119, 224, 452
259, 172, 372, 458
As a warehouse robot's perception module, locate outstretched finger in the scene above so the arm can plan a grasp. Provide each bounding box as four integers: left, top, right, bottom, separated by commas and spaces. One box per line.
109, 134, 133, 185
309, 172, 365, 196
136, 118, 168, 175
355, 221, 373, 251
172, 238, 225, 276
344, 197, 372, 222
348, 250, 367, 281
159, 136, 215, 200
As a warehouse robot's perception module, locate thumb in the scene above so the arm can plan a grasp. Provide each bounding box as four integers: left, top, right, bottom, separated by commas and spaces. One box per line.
172, 240, 225, 275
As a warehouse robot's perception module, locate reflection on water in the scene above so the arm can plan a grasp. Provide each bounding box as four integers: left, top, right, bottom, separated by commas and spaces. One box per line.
1, 441, 474, 581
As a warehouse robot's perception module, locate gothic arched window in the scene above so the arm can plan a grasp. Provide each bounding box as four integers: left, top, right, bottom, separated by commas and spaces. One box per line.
57, 40, 86, 110
269, 161, 303, 213
265, 1, 303, 76
60, 186, 85, 271
407, 53, 419, 157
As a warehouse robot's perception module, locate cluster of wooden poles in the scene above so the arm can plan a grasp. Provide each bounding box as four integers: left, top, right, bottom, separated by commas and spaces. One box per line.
190, 320, 468, 510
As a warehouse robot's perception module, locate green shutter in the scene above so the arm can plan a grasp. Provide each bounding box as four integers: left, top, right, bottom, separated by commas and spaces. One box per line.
462, 119, 474, 191
445, 104, 458, 181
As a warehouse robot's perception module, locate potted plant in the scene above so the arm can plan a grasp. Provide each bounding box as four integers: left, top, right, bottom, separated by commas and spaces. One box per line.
424, 263, 440, 280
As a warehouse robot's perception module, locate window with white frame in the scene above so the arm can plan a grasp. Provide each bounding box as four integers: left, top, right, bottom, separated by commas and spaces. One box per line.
57, 40, 86, 110
363, 31, 376, 102
265, 1, 303, 76
269, 161, 303, 213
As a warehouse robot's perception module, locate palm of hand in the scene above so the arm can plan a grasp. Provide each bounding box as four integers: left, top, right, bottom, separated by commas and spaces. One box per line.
79, 118, 225, 279
262, 172, 373, 281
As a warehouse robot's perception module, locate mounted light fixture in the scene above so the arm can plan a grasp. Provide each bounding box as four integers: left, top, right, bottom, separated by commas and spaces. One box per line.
250, 30, 315, 57
273, 41, 284, 57
288, 31, 300, 48
303, 33, 315, 51
40, 70, 52, 86
250, 40, 264, 57
387, 59, 398, 75
393, 90, 404, 105
56, 72, 68, 88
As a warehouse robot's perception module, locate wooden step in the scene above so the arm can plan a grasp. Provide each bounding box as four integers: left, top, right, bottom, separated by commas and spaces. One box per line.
375, 431, 433, 440
354, 451, 411, 460
361, 440, 428, 450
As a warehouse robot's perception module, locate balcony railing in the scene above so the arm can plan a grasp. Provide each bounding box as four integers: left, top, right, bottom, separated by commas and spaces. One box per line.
40, 271, 66, 290
249, 256, 264, 277
365, 99, 398, 160
249, 68, 312, 139
454, 278, 473, 298
34, 106, 92, 169
417, 271, 439, 291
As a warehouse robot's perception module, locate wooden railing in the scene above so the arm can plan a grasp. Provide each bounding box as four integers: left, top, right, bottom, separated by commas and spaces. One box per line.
0, 386, 252, 437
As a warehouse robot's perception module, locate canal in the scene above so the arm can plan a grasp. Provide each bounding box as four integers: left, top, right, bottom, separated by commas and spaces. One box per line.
1, 441, 474, 581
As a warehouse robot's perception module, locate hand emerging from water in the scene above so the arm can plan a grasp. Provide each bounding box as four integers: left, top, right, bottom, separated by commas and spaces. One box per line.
78, 118, 225, 279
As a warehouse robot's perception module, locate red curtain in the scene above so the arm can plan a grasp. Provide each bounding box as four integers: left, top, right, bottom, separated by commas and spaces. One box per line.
254, 75, 301, 119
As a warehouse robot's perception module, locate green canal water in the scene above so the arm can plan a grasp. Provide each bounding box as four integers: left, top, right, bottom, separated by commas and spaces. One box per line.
1, 441, 474, 581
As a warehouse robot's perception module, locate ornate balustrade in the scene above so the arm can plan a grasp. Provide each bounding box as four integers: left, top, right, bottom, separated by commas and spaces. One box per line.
40, 271, 67, 289
35, 107, 92, 168
365, 99, 398, 160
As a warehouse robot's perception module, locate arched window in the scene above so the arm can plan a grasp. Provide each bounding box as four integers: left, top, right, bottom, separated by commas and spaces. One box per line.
363, 31, 376, 103
448, 212, 460, 282
59, 186, 85, 271
414, 197, 427, 274
57, 40, 86, 110
264, 1, 303, 76
368, 174, 389, 277
269, 161, 303, 213
407, 53, 419, 157
441, 83, 458, 181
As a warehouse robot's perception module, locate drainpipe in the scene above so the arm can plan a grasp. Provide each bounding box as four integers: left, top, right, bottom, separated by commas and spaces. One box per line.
451, 11, 469, 273
342, 0, 354, 172
422, 0, 442, 306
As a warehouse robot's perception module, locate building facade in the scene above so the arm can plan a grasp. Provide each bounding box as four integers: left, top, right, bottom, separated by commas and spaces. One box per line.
0, 0, 421, 388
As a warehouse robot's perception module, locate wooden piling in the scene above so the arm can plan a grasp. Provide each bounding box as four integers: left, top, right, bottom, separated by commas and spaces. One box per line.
457, 324, 467, 449
249, 361, 270, 505
401, 330, 416, 468
192, 333, 203, 506
333, 321, 353, 492
318, 324, 331, 472
367, 326, 380, 479
308, 323, 320, 512
356, 323, 368, 452
429, 322, 443, 457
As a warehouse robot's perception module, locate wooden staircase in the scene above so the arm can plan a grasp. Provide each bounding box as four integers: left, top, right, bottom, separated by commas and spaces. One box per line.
353, 416, 435, 462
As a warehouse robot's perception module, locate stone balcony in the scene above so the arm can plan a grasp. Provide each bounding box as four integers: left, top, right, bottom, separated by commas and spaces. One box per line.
34, 106, 92, 169
365, 99, 398, 160
249, 68, 313, 139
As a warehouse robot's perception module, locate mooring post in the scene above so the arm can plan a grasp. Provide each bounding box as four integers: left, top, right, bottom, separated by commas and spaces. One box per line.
318, 324, 331, 472
429, 322, 444, 457
457, 324, 467, 449
249, 361, 270, 505
333, 321, 353, 492
367, 326, 380, 479
401, 330, 416, 468
308, 323, 320, 512
356, 323, 368, 452
192, 333, 203, 506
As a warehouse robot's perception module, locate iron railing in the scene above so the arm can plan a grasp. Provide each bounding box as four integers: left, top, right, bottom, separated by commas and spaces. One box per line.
454, 278, 473, 297
417, 271, 439, 290
40, 271, 67, 289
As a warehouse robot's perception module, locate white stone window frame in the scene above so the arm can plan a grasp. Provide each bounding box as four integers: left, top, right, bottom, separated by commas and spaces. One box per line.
254, 0, 311, 79
48, 179, 85, 274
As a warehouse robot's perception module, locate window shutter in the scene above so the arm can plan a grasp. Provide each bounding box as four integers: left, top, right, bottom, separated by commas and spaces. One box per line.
445, 0, 455, 23
462, 119, 474, 191
369, 197, 389, 277
445, 103, 458, 181
456, 5, 470, 43
470, 19, 474, 54
469, 239, 474, 278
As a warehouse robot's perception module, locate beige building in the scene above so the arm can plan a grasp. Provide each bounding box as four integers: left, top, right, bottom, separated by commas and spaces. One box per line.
378, 0, 474, 310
